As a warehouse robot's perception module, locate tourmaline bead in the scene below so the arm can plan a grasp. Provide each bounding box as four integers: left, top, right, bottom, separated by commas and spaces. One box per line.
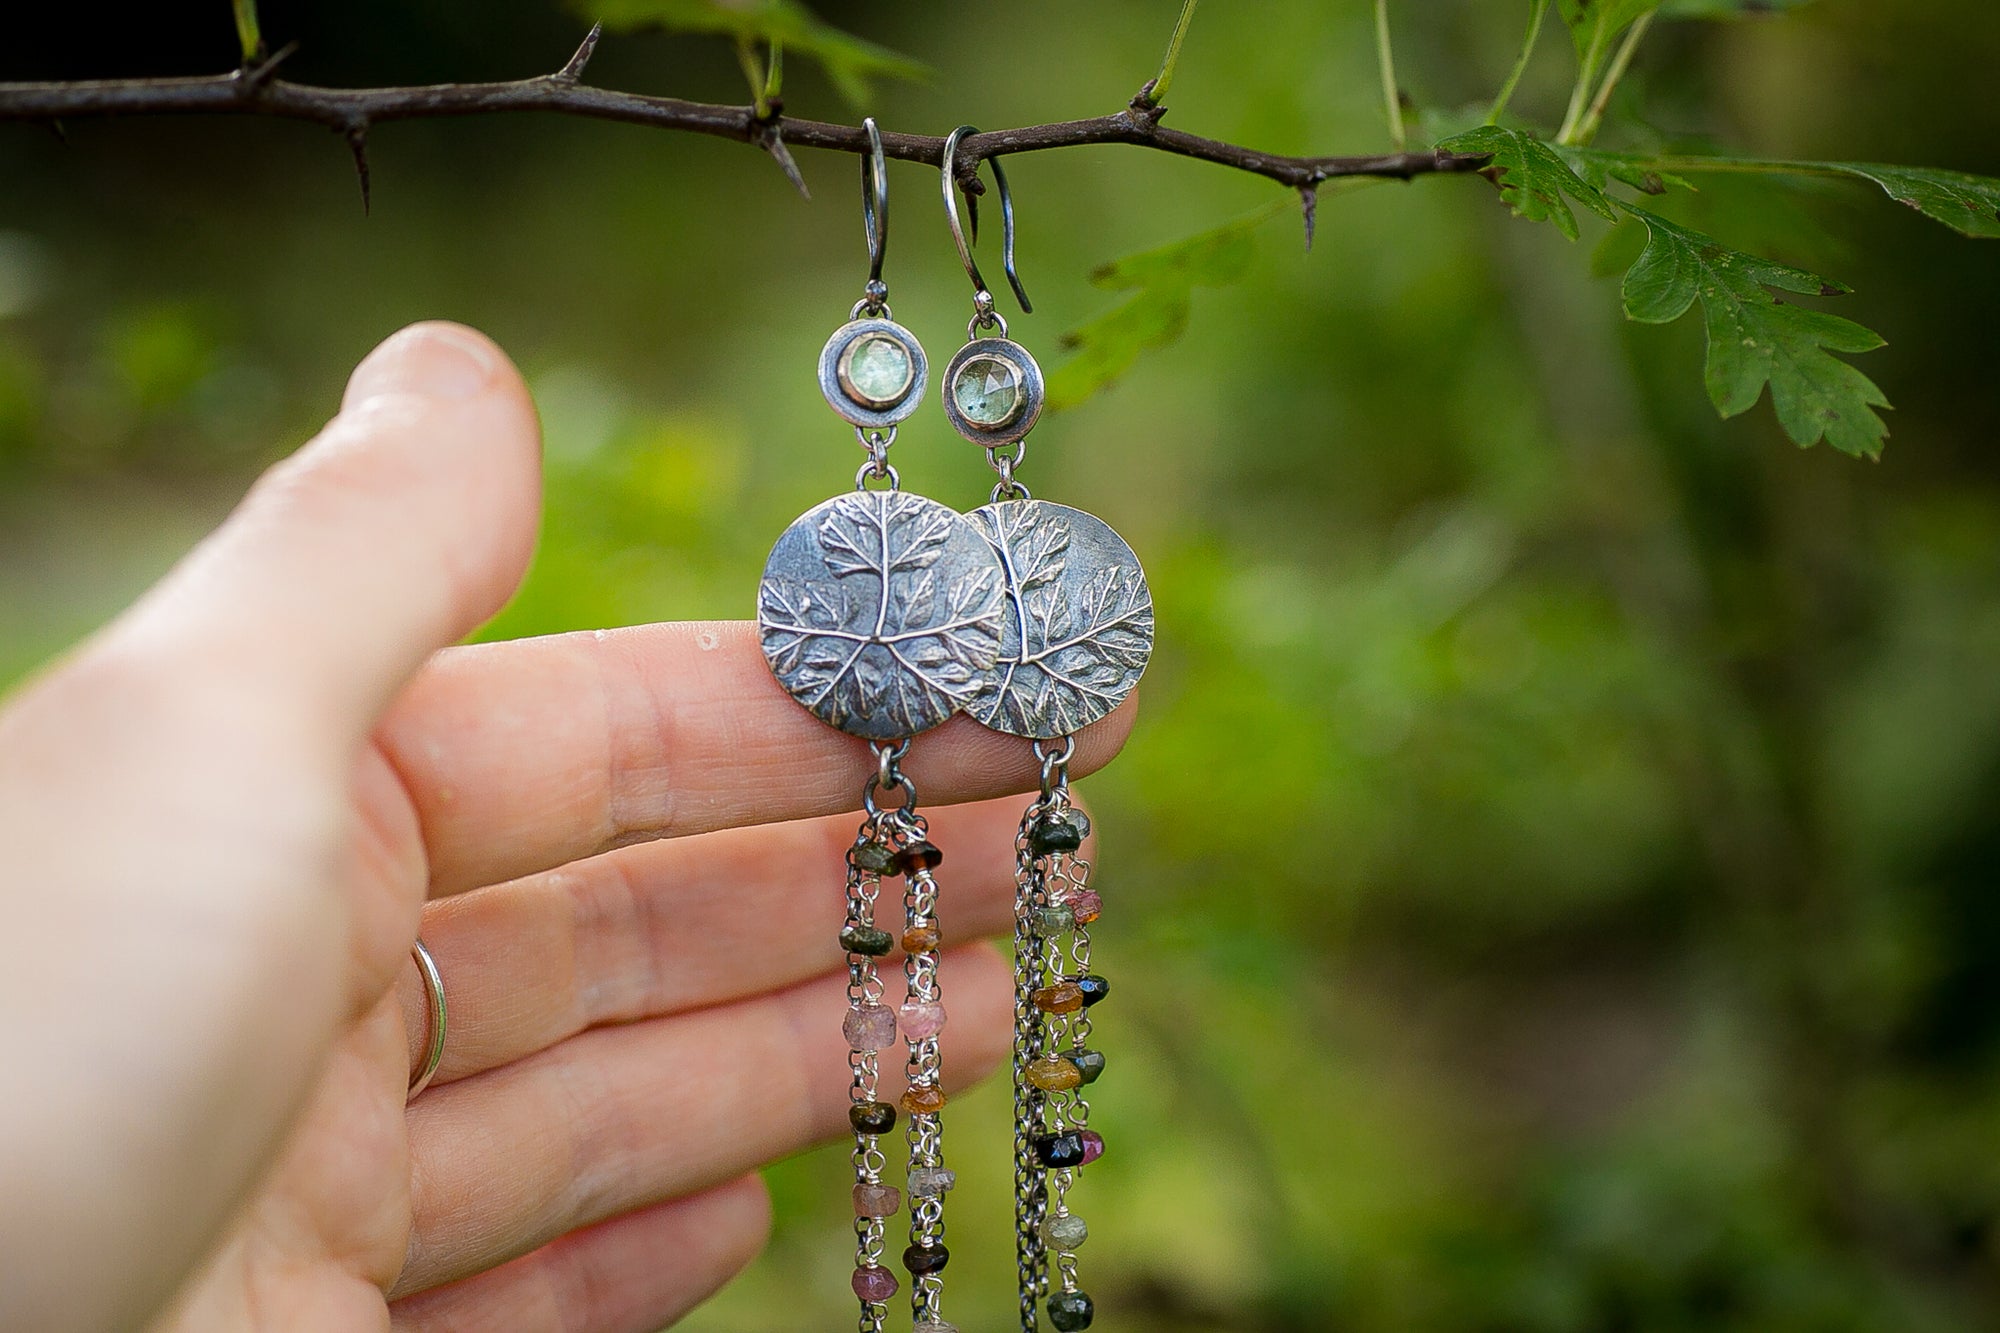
1069, 1048, 1107, 1085
899, 1001, 947, 1040
902, 923, 941, 954
852, 1182, 901, 1217
894, 840, 943, 875
849, 1100, 897, 1135
1027, 809, 1087, 857
852, 1265, 898, 1303
1048, 1290, 1095, 1331
908, 1166, 957, 1196
902, 1242, 950, 1275
901, 1084, 948, 1115
1043, 1213, 1089, 1251
1068, 890, 1103, 925
1078, 1130, 1105, 1165
1033, 1132, 1086, 1168
839, 924, 895, 957
1032, 981, 1085, 1014
851, 841, 897, 874
1026, 1055, 1083, 1091
1032, 905, 1076, 936
843, 1004, 897, 1051
1076, 974, 1111, 1007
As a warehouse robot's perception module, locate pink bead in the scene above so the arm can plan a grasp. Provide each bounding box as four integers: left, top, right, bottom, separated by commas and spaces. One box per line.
899, 1001, 947, 1041
843, 1004, 897, 1051
852, 1183, 901, 1217
1078, 1130, 1105, 1166
1068, 890, 1104, 924
852, 1264, 899, 1303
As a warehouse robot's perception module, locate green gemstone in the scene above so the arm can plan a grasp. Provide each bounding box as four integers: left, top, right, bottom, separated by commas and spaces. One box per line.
1043, 1213, 1089, 1251
952, 355, 1022, 428
1032, 905, 1077, 936
842, 335, 914, 408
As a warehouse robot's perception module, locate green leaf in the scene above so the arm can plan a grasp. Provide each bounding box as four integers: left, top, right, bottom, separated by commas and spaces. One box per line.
1569, 154, 2000, 240
578, 0, 929, 103
1619, 205, 1889, 457
1441, 126, 1616, 240
1561, 147, 1695, 197
1047, 203, 1283, 412
1557, 0, 1660, 56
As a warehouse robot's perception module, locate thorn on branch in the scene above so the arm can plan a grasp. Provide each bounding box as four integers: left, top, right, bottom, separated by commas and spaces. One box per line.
234, 40, 299, 96
752, 114, 809, 200
1299, 184, 1319, 251
555, 23, 602, 85
345, 123, 372, 214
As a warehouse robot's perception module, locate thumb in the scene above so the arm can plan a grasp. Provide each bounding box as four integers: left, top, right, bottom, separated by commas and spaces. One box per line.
115, 321, 543, 743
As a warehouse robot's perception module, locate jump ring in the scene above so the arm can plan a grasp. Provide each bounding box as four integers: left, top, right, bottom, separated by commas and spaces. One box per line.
407, 939, 447, 1101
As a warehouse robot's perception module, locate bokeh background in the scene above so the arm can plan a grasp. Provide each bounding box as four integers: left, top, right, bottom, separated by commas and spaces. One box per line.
6, 2, 2000, 1329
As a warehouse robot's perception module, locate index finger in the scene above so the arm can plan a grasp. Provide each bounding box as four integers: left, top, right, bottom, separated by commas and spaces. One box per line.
374, 620, 1136, 896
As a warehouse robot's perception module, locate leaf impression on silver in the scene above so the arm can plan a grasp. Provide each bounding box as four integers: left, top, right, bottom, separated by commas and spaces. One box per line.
964, 499, 1154, 739
759, 489, 1007, 740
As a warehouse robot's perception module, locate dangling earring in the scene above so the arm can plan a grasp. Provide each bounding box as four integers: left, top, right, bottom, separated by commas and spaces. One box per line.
756, 118, 1004, 1333
938, 127, 1155, 1333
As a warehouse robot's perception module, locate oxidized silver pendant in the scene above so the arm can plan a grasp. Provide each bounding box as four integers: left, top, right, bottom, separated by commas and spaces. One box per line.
759, 489, 1007, 740
964, 498, 1153, 739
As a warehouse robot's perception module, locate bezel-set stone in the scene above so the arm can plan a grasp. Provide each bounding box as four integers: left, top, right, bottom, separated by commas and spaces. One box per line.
838, 332, 916, 409
941, 335, 1044, 446
818, 317, 928, 428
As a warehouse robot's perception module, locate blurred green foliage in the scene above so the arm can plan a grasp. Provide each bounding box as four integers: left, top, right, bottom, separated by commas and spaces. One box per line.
4, 1, 2000, 1329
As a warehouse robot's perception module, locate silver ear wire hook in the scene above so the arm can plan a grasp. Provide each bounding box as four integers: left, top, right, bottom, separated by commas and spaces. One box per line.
940, 125, 1033, 315
860, 117, 889, 304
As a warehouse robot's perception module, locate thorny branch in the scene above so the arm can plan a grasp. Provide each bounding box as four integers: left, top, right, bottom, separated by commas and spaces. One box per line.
0, 25, 1489, 215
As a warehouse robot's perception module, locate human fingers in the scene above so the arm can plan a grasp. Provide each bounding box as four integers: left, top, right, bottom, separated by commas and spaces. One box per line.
389, 1177, 769, 1333
0, 322, 540, 1333
392, 944, 1012, 1297
375, 620, 1136, 896
399, 792, 1081, 1087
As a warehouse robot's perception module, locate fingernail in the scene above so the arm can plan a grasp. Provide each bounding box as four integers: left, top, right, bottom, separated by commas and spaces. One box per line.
342, 323, 503, 409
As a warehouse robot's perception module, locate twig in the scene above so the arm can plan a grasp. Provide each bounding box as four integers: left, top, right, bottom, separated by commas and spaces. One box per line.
0, 39, 1489, 194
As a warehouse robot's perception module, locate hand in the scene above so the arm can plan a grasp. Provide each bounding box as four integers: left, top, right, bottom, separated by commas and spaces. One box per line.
0, 324, 1131, 1333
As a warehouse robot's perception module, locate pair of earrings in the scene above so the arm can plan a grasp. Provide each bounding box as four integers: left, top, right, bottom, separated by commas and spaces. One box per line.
756, 122, 1152, 1333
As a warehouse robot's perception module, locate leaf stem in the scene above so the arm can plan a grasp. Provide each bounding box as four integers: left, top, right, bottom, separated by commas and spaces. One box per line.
1556, 14, 1611, 145
1374, 0, 1406, 150
1486, 0, 1550, 125
734, 37, 770, 119
1573, 12, 1654, 145
764, 39, 784, 105
1146, 0, 1199, 106
231, 0, 265, 66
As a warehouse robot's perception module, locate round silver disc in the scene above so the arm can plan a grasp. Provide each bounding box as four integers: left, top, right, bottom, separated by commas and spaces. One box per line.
964, 499, 1153, 738
759, 489, 1006, 740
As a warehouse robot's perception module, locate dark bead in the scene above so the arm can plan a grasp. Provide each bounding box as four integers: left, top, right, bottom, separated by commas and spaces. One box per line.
902, 1242, 950, 1275
1075, 974, 1111, 1007
894, 840, 943, 875
1048, 1290, 1095, 1330
1033, 1132, 1086, 1169
839, 924, 895, 957
851, 841, 897, 874
1069, 1048, 1106, 1085
849, 1100, 897, 1134
1027, 810, 1087, 857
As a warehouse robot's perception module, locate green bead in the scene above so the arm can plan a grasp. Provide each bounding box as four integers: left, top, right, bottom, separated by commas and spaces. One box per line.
1027, 809, 1090, 858
840, 924, 895, 956
852, 841, 897, 874
1043, 1213, 1089, 1252
1048, 1290, 1094, 1331
1068, 1047, 1106, 1085
1032, 905, 1077, 935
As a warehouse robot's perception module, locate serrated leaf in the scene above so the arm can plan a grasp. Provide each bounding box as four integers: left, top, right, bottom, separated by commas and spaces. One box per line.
1782, 162, 2000, 240
1047, 201, 1281, 411
1442, 127, 1616, 240
1558, 0, 1661, 55
1619, 205, 1889, 457
578, 0, 929, 103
